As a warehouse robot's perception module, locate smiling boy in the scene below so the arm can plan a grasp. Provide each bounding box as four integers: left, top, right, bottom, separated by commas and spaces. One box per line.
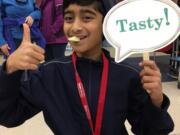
0, 0, 174, 135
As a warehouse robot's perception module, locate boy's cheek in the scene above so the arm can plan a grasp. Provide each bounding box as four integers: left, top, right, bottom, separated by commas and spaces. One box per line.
63, 27, 68, 37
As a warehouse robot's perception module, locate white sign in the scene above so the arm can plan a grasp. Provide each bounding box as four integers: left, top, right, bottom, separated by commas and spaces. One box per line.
103, 0, 180, 62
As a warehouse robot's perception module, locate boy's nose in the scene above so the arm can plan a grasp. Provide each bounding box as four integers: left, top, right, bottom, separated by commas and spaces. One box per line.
71, 18, 83, 33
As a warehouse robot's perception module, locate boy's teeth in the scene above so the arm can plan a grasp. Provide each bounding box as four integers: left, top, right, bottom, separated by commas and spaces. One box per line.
68, 36, 80, 42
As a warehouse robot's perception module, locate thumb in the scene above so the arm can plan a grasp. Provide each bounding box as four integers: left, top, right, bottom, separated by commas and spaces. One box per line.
22, 23, 31, 43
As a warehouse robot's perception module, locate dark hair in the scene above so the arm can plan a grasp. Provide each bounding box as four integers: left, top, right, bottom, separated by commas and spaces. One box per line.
62, 0, 106, 16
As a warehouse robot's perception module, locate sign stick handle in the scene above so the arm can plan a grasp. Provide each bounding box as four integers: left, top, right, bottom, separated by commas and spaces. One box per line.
142, 52, 151, 94
143, 52, 150, 60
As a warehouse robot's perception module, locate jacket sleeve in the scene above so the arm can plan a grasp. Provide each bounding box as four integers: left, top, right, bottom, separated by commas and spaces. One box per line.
0, 62, 40, 127
29, 1, 41, 21
0, 0, 7, 46
51, 1, 64, 35
127, 74, 174, 135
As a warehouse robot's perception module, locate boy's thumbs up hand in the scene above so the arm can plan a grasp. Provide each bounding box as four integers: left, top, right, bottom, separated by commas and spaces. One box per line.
22, 23, 31, 43
6, 24, 45, 74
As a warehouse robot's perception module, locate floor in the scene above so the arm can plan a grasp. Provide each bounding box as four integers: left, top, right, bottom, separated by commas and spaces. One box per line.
0, 50, 180, 135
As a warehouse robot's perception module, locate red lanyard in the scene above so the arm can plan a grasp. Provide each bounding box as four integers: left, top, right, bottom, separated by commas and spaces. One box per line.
72, 51, 109, 135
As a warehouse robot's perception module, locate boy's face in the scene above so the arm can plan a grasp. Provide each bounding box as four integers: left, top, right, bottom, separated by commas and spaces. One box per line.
63, 4, 103, 57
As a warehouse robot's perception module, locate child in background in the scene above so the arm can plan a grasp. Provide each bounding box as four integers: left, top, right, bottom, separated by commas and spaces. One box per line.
39, 0, 67, 60
0, 0, 45, 57
0, 0, 174, 134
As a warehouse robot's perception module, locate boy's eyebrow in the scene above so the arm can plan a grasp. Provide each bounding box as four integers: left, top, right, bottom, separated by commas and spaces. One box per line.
80, 9, 97, 16
64, 10, 73, 15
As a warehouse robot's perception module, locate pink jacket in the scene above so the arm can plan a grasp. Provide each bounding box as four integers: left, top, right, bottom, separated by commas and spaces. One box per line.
40, 0, 67, 44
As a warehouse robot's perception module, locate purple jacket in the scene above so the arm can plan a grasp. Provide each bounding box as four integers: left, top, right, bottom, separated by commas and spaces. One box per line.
40, 0, 67, 44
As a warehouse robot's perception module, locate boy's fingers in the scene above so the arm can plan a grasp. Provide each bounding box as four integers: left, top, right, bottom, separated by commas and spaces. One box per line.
32, 44, 45, 54
22, 23, 31, 42
140, 60, 159, 70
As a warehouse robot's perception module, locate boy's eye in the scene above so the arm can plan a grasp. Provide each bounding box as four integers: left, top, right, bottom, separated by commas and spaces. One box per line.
82, 15, 94, 22
64, 15, 74, 23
